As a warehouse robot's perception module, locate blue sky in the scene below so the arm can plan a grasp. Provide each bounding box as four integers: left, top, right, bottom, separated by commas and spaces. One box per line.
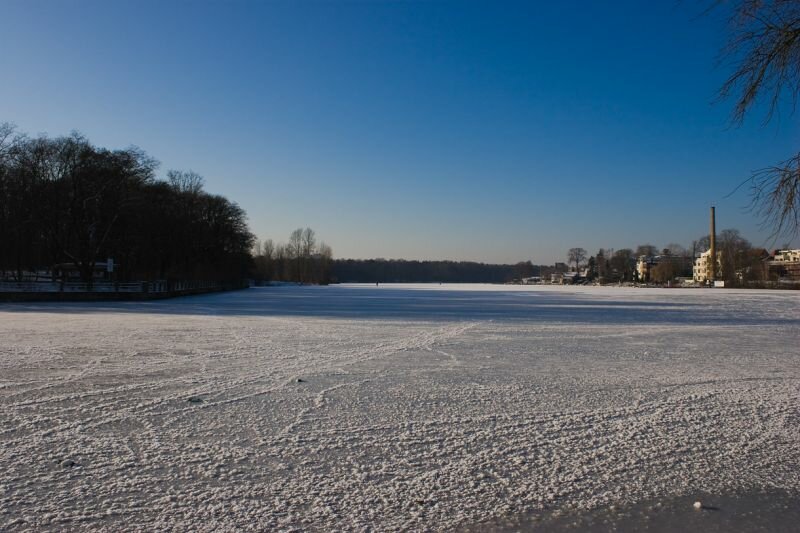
2, 1, 798, 263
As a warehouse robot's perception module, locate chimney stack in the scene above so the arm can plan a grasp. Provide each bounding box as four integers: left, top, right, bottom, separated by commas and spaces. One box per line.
709, 206, 716, 281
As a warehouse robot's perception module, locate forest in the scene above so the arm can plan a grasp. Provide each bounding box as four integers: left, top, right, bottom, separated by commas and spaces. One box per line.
329, 259, 547, 284
0, 124, 254, 284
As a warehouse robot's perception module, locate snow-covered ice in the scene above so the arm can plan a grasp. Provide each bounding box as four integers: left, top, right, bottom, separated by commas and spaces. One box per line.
1, 284, 798, 531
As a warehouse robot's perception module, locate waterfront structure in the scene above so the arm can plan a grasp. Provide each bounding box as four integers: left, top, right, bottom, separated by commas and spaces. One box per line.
766, 249, 800, 281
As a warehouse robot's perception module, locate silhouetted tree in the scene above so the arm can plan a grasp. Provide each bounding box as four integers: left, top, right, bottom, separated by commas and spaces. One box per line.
595, 249, 608, 281
567, 248, 587, 272
167, 169, 204, 195
586, 256, 597, 280
609, 249, 635, 281
714, 1, 800, 236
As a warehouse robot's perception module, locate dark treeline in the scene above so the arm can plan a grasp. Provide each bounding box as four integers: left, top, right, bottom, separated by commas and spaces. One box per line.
331, 259, 549, 283
0, 124, 254, 283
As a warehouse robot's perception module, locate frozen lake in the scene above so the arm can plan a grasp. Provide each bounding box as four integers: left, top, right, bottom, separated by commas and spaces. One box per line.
1, 284, 799, 531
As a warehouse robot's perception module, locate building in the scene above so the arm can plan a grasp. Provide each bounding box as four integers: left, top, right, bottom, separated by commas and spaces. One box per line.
550, 272, 578, 284
636, 256, 657, 282
561, 272, 579, 284
771, 249, 800, 263
766, 249, 800, 281
637, 254, 692, 283
693, 250, 722, 284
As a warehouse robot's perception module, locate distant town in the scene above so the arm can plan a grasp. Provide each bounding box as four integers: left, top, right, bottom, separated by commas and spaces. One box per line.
509, 246, 799, 288
511, 208, 799, 288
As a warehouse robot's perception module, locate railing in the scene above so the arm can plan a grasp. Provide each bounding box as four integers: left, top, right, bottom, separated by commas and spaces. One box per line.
0, 280, 230, 294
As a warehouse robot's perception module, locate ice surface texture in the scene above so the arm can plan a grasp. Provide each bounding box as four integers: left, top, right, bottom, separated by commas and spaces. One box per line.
1, 284, 798, 531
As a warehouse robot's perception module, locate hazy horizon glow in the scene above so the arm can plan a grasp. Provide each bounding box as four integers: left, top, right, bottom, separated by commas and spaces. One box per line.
2, 0, 798, 263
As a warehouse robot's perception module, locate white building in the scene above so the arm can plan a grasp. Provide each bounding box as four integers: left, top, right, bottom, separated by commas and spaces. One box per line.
693, 250, 722, 283
771, 249, 800, 263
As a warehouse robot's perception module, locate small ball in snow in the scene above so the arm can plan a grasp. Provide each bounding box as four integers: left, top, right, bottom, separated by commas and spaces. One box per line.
693, 501, 702, 510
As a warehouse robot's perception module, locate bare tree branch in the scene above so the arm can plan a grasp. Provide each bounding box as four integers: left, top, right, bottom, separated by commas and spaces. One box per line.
714, 0, 800, 237
749, 152, 800, 238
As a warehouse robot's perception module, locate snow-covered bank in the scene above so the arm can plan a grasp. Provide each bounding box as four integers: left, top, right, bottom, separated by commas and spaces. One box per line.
1, 285, 798, 531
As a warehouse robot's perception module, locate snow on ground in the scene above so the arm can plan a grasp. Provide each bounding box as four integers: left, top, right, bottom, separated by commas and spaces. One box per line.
0, 284, 798, 531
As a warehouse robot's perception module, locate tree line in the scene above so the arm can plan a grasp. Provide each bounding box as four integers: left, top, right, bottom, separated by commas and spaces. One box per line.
330, 259, 547, 284
0, 124, 254, 284
252, 228, 333, 284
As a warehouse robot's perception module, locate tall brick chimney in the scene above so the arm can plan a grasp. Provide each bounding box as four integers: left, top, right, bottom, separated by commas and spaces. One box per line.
709, 206, 716, 281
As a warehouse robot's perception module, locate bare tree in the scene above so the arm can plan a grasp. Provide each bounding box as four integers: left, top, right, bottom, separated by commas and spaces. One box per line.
0, 122, 19, 163
718, 228, 753, 283
749, 154, 800, 238
262, 238, 274, 260
665, 243, 687, 257
263, 230, 330, 284
715, 1, 800, 236
262, 239, 275, 281
288, 228, 304, 282
300, 227, 316, 282
635, 244, 658, 257
167, 170, 204, 195
302, 227, 316, 258
567, 247, 587, 271
274, 243, 287, 280
651, 261, 678, 284
252, 238, 276, 281
315, 242, 333, 284
664, 242, 693, 277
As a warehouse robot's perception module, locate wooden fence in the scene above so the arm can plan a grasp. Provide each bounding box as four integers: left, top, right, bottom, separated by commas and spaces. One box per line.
0, 280, 248, 301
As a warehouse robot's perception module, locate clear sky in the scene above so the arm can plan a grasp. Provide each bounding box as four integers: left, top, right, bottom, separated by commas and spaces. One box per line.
2, 0, 798, 263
